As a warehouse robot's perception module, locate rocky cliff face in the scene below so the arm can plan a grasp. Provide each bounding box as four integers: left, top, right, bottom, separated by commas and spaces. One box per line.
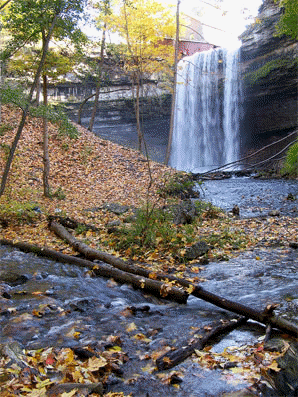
239, 0, 298, 153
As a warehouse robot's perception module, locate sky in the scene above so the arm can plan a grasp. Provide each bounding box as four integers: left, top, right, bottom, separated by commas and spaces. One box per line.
163, 0, 263, 47
84, 0, 263, 48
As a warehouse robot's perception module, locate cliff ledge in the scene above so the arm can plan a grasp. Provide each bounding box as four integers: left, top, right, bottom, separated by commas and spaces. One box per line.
239, 0, 298, 152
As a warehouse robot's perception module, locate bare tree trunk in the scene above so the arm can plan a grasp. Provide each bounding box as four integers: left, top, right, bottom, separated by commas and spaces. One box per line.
88, 82, 101, 132
88, 25, 106, 132
165, 0, 180, 165
0, 60, 2, 123
35, 77, 41, 106
0, 14, 58, 197
78, 93, 95, 125
0, 0, 11, 11
122, 0, 143, 152
135, 74, 143, 152
42, 74, 50, 197
0, 57, 6, 123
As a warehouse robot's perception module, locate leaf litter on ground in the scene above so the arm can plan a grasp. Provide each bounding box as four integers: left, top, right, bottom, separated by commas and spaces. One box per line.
0, 105, 297, 395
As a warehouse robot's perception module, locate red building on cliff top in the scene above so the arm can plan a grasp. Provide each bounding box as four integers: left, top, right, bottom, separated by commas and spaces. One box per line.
164, 14, 216, 57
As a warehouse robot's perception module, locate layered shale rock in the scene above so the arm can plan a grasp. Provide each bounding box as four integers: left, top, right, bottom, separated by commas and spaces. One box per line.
239, 0, 298, 153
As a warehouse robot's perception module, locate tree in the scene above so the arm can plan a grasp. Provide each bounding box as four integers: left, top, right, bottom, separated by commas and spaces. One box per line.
0, 0, 11, 122
275, 0, 298, 39
165, 0, 180, 165
100, 0, 175, 152
6, 45, 82, 195
88, 0, 111, 132
0, 0, 88, 197
0, 0, 11, 11
76, 42, 130, 126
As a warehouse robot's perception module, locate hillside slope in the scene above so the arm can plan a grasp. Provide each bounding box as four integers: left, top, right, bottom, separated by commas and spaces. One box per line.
0, 105, 172, 251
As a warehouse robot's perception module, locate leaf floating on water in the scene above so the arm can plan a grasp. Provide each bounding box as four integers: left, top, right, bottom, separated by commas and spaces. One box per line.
186, 284, 195, 294
126, 322, 137, 333
61, 390, 78, 397
87, 356, 108, 371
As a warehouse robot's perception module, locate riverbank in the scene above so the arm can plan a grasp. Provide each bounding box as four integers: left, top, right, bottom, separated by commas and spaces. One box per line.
0, 104, 297, 268
0, 105, 173, 254
1, 105, 298, 396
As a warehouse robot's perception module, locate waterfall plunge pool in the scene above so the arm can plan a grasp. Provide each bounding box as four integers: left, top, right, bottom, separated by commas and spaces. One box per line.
199, 177, 298, 218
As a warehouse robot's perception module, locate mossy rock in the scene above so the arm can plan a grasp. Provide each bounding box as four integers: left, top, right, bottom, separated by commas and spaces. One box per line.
159, 172, 200, 199
184, 240, 209, 260
263, 340, 298, 396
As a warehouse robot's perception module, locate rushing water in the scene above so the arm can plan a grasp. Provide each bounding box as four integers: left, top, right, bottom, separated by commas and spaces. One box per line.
201, 177, 298, 218
1, 244, 297, 396
0, 178, 297, 396
170, 47, 241, 173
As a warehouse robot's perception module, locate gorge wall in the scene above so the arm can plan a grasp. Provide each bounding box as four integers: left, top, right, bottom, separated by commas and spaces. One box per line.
239, 0, 298, 153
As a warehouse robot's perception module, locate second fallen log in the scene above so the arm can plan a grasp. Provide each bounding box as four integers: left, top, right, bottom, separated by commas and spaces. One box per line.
0, 239, 187, 304
156, 316, 247, 371
48, 220, 298, 337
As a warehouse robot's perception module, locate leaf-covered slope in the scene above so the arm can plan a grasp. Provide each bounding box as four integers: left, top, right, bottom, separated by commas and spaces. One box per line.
0, 104, 172, 249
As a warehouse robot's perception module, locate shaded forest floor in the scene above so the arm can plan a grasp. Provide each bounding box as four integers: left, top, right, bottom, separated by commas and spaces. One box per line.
0, 104, 297, 276
0, 105, 298, 397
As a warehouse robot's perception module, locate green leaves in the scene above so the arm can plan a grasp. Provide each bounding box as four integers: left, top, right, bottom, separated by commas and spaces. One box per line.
1, 0, 88, 60
0, 82, 79, 139
29, 104, 80, 139
281, 140, 298, 177
0, 83, 28, 109
274, 0, 298, 39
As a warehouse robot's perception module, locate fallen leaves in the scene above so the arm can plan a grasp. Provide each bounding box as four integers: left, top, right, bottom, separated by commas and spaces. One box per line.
193, 341, 286, 385
0, 343, 128, 396
0, 105, 297, 396
126, 322, 137, 333
1, 105, 298, 279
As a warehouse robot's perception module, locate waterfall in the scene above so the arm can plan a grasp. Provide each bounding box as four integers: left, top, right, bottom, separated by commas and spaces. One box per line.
170, 47, 241, 173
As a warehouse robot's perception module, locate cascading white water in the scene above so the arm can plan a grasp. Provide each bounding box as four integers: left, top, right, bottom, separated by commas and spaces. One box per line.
170, 46, 241, 173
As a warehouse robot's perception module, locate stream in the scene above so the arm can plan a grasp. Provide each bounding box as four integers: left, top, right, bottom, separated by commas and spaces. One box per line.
1, 178, 298, 396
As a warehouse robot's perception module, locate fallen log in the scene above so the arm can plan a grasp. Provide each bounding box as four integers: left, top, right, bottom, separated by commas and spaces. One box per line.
186, 288, 298, 337
49, 220, 151, 278
0, 239, 187, 304
1, 234, 298, 338
156, 316, 247, 371
48, 220, 298, 337
47, 382, 103, 396
48, 215, 100, 232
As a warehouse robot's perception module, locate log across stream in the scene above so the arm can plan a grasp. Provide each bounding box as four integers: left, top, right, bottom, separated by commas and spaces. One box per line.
3, 219, 297, 338
0, 238, 298, 396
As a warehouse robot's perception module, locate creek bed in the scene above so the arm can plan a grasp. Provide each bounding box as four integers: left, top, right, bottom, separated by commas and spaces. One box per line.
1, 243, 297, 396
200, 177, 298, 218
1, 178, 298, 396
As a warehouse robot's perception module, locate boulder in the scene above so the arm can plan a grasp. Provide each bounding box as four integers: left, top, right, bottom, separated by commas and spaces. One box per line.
289, 241, 298, 249
173, 200, 197, 225
263, 340, 298, 396
103, 203, 129, 215
184, 240, 209, 260
0, 273, 29, 286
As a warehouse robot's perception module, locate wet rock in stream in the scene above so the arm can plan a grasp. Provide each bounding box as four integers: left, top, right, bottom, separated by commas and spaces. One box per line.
0, 272, 29, 286
0, 211, 297, 396
184, 240, 210, 260
260, 339, 298, 397
68, 297, 98, 312
0, 282, 12, 300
